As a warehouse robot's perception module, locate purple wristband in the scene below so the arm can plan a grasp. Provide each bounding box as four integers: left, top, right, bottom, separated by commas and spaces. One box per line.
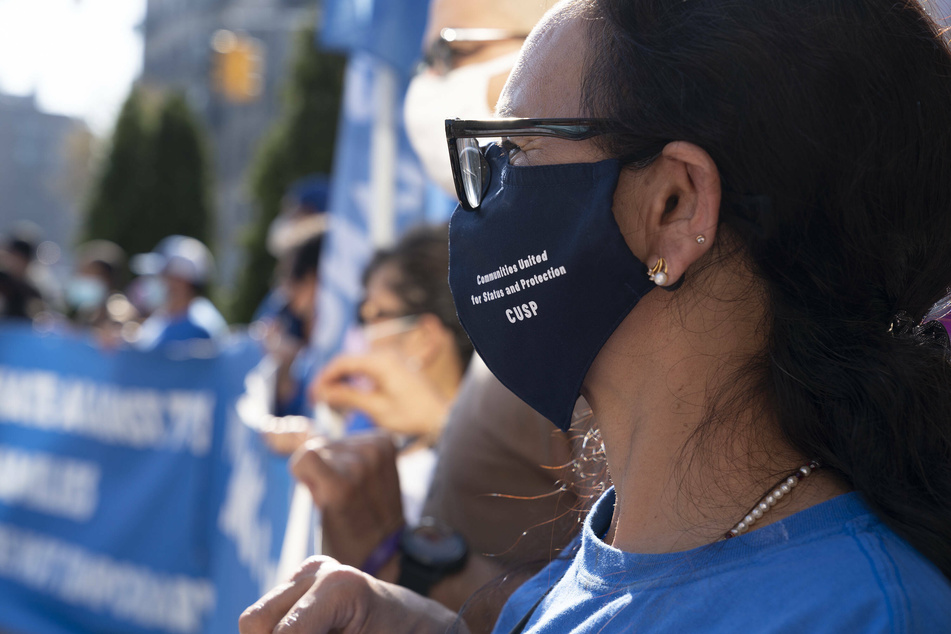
359, 526, 404, 577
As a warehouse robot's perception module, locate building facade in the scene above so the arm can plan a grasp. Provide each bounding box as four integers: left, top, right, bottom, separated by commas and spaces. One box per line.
0, 93, 90, 253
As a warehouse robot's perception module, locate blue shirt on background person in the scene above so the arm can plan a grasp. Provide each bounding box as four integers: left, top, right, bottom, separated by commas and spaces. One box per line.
131, 236, 227, 352
137, 296, 228, 350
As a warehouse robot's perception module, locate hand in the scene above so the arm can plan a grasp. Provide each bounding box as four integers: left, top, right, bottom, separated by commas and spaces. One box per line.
239, 556, 466, 634
291, 432, 404, 572
310, 352, 450, 437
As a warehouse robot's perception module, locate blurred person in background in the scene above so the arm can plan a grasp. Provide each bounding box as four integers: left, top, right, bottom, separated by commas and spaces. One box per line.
247, 178, 329, 454
266, 233, 325, 419
255, 175, 330, 326
0, 225, 45, 318
315, 223, 471, 439
308, 223, 472, 524
257, 176, 329, 417
265, 176, 330, 270
250, 235, 326, 458
404, 0, 552, 195
65, 240, 139, 342
0, 269, 36, 320
256, 225, 473, 585
0, 231, 38, 286
132, 235, 227, 350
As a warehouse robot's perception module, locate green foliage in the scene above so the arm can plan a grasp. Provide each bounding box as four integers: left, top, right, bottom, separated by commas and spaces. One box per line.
83, 88, 214, 262
149, 94, 214, 246
229, 25, 346, 324
83, 88, 150, 254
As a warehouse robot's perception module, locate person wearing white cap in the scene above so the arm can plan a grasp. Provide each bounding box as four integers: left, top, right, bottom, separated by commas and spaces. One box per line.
132, 235, 228, 350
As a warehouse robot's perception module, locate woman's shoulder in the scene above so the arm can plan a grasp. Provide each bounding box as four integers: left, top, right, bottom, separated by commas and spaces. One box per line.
492, 492, 951, 634
733, 493, 951, 633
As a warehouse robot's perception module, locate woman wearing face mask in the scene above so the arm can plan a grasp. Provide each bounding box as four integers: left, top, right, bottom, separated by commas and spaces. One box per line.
312, 224, 472, 444
404, 0, 555, 196
293, 224, 472, 572
66, 240, 130, 329
241, 1, 951, 632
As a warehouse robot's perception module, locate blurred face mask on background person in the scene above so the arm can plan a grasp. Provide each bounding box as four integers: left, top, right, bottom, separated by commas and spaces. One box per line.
362, 315, 420, 351
66, 276, 108, 312
360, 315, 425, 374
404, 51, 521, 194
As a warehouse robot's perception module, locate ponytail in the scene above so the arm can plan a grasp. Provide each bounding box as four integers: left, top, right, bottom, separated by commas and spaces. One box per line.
768, 302, 951, 577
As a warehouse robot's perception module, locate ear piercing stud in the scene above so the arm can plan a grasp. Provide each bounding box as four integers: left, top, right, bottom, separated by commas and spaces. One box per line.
696, 235, 706, 244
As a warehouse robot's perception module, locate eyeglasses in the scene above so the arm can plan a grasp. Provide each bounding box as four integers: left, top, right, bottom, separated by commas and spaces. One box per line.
357, 304, 413, 325
445, 118, 611, 211
421, 28, 529, 76
361, 315, 420, 343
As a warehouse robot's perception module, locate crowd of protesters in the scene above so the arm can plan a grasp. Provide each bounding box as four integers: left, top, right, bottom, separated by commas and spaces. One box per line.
0, 222, 226, 348
5, 0, 951, 633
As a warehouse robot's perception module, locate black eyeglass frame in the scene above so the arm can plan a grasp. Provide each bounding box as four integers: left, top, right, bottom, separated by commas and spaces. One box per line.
445, 118, 611, 211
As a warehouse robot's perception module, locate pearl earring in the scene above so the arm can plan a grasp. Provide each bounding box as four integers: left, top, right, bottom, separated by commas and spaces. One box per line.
696, 235, 706, 244
648, 257, 669, 286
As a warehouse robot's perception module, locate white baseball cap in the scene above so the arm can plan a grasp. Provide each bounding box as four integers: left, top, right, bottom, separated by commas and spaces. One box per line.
131, 235, 215, 285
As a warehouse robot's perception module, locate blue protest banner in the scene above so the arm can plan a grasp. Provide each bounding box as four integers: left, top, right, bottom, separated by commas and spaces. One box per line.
0, 324, 291, 634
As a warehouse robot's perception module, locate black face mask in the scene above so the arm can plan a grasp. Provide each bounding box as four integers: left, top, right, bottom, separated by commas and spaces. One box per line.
448, 144, 653, 430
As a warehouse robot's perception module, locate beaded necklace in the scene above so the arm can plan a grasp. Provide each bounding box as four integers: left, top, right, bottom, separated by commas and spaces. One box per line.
724, 459, 822, 539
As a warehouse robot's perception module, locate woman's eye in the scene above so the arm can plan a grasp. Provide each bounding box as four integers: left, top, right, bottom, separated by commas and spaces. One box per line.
500, 138, 522, 155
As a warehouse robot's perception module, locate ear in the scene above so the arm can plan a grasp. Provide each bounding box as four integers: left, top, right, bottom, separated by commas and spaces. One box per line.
404, 313, 445, 367
613, 141, 721, 286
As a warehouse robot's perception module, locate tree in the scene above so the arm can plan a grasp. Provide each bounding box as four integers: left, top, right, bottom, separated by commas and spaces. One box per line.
147, 93, 214, 246
82, 88, 152, 254
229, 25, 346, 323
83, 89, 214, 258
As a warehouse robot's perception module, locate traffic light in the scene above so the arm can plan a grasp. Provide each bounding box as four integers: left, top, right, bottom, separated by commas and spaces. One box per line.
211, 30, 264, 103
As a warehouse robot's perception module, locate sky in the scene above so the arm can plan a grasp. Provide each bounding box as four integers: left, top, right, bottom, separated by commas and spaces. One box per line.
0, 0, 147, 135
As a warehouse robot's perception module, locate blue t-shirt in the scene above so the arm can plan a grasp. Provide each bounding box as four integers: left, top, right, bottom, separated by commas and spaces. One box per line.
137, 298, 228, 351
493, 488, 951, 633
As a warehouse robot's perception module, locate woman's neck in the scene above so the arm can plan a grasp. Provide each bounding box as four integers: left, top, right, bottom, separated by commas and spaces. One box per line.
584, 273, 848, 553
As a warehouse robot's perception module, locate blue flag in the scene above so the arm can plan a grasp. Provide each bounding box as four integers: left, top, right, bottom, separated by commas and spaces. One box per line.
321, 0, 430, 74
314, 0, 460, 387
